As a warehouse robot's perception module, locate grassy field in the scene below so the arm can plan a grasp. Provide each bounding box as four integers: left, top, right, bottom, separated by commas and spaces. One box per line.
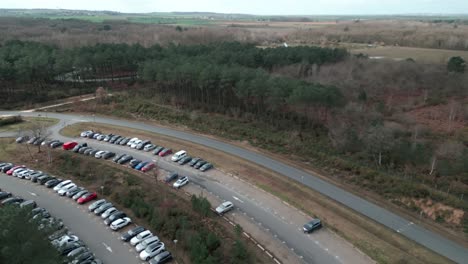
60, 121, 452, 264
0, 117, 58, 133
351, 45, 468, 64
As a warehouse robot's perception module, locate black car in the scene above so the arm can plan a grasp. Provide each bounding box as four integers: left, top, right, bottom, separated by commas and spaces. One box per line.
164, 172, 178, 183
27, 137, 37, 144
178, 156, 192, 165
121, 226, 145, 242
83, 148, 95, 156
152, 146, 164, 155
73, 143, 88, 153
87, 132, 96, 139
30, 171, 44, 182
119, 138, 130, 146
51, 141, 63, 148
109, 135, 121, 144
193, 160, 207, 169
60, 242, 83, 255
188, 157, 201, 167
0, 163, 14, 172
114, 137, 124, 145
45, 178, 62, 188
0, 192, 12, 200
67, 187, 84, 198
113, 153, 125, 163
129, 159, 142, 168
149, 251, 173, 264
38, 175, 53, 184
2, 197, 24, 205
89, 149, 100, 157
117, 155, 133, 165
74, 251, 94, 263
199, 163, 213, 172
303, 219, 322, 233
79, 147, 91, 154
33, 138, 44, 145
104, 211, 126, 225
102, 152, 115, 159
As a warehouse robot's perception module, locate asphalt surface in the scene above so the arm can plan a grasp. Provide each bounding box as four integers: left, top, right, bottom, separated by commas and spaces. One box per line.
0, 172, 140, 264
1, 111, 467, 263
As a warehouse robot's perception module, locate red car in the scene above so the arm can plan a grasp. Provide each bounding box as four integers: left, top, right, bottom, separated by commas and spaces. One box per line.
63, 141, 78, 150
158, 148, 172, 157
141, 162, 155, 172
77, 192, 97, 204
6, 165, 25, 176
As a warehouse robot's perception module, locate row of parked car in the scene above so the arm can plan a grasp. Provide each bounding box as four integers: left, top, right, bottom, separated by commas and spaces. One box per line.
80, 130, 214, 172
0, 163, 102, 264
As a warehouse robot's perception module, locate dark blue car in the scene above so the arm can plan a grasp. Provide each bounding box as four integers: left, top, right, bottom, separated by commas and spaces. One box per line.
135, 161, 148, 170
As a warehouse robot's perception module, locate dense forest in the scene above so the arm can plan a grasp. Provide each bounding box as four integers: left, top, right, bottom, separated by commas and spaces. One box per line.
0, 40, 467, 234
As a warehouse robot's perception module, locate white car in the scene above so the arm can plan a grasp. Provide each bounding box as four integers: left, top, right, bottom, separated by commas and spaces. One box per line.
80, 130, 93, 137
130, 230, 153, 246
53, 180, 72, 191
94, 150, 107, 158
52, 235, 79, 248
13, 168, 28, 177
135, 235, 159, 252
173, 176, 189, 189
215, 201, 234, 215
58, 183, 77, 196
130, 139, 142, 149
140, 242, 165, 261
171, 150, 187, 162
127, 137, 139, 147
101, 207, 118, 219
110, 217, 132, 230
17, 169, 34, 179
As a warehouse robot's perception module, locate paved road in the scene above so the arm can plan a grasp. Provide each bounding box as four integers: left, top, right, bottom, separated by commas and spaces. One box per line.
0, 172, 140, 264
60, 135, 342, 264
2, 111, 467, 263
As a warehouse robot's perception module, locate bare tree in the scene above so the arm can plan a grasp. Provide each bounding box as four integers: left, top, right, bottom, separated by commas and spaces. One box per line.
429, 140, 464, 176
28, 121, 52, 153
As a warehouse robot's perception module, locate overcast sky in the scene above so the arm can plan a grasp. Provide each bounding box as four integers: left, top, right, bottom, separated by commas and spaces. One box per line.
1, 0, 467, 15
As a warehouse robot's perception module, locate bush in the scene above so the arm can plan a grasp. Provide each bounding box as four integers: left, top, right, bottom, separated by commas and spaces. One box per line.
191, 195, 212, 217
0, 115, 23, 127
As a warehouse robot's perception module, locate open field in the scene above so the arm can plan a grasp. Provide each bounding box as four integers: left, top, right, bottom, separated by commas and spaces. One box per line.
351, 45, 468, 64
60, 121, 452, 264
0, 117, 58, 133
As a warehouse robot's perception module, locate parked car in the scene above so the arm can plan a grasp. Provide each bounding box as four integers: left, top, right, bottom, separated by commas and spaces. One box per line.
53, 180, 72, 191
130, 230, 153, 246
81, 131, 93, 137
113, 153, 125, 163
72, 190, 89, 200
60, 241, 84, 255
159, 148, 172, 157
114, 137, 124, 145
194, 160, 207, 169
38, 175, 52, 184
188, 157, 201, 167
6, 165, 25, 175
109, 135, 121, 144
92, 133, 101, 140
143, 144, 156, 152
66, 187, 85, 198
58, 183, 77, 196
19, 199, 36, 209
129, 159, 142, 168
77, 192, 97, 204
27, 137, 37, 144
199, 163, 213, 172
149, 251, 172, 264
136, 236, 159, 252
118, 155, 133, 164
33, 138, 44, 145
50, 141, 63, 148
164, 172, 178, 183
178, 156, 192, 165
102, 151, 115, 159
104, 211, 126, 225
73, 143, 87, 153
63, 141, 78, 150
215, 201, 234, 215
67, 246, 87, 259
171, 150, 187, 162
0, 163, 13, 172
94, 150, 107, 159
12, 167, 28, 177
103, 134, 114, 142
88, 199, 107, 211
29, 171, 44, 182
136, 140, 151, 150
89, 149, 101, 156
130, 139, 142, 149
303, 219, 322, 233
173, 176, 189, 189
72, 251, 94, 264
141, 162, 155, 172
45, 178, 61, 188
93, 202, 113, 215
79, 147, 92, 154
119, 137, 130, 146
121, 226, 146, 242
1, 197, 24, 205
96, 134, 106, 141
16, 136, 29, 143
134, 161, 148, 171
0, 192, 12, 200
87, 132, 96, 139
152, 146, 164, 155
127, 137, 139, 147
101, 207, 118, 219
110, 217, 132, 230
140, 242, 165, 261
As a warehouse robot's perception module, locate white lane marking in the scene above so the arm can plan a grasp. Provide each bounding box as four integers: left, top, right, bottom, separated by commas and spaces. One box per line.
28, 192, 37, 196
232, 196, 244, 203
102, 242, 113, 253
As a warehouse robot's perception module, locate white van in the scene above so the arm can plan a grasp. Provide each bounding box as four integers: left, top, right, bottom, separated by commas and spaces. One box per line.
53, 180, 72, 191
171, 150, 187, 162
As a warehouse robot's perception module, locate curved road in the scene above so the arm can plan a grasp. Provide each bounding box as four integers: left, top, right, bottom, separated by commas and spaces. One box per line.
2, 111, 467, 263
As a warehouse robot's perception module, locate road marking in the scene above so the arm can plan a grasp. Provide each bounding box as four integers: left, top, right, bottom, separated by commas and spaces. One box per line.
232, 196, 244, 203
102, 242, 113, 253
28, 192, 37, 196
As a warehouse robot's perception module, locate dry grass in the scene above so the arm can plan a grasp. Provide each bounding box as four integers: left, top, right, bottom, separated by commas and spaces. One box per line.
60, 122, 452, 264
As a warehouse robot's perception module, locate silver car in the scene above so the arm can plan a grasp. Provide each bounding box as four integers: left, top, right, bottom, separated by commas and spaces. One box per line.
94, 202, 113, 215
